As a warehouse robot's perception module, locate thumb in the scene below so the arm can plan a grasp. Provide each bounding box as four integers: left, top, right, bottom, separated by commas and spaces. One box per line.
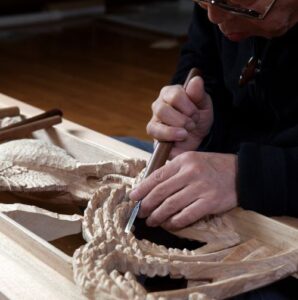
185, 76, 209, 109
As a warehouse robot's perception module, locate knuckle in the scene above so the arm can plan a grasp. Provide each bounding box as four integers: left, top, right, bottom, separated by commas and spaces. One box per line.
146, 120, 154, 135
179, 151, 197, 163
164, 127, 179, 140
151, 100, 160, 113
153, 185, 166, 199
152, 168, 165, 183
160, 85, 171, 96
185, 151, 199, 162
182, 153, 201, 174
188, 210, 199, 223
164, 85, 184, 104
170, 217, 185, 230
164, 200, 177, 214
130, 189, 141, 201
155, 104, 166, 120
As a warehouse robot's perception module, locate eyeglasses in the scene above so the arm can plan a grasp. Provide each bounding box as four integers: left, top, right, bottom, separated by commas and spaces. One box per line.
194, 0, 277, 20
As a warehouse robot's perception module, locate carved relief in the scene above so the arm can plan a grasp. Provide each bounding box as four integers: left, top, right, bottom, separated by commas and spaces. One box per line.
0, 139, 145, 203
73, 178, 298, 299
0, 118, 297, 299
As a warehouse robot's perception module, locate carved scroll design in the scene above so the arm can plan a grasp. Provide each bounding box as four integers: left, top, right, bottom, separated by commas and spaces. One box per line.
73, 181, 298, 299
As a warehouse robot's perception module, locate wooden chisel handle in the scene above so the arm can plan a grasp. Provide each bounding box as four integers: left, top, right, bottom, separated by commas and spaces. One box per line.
0, 115, 62, 141
0, 108, 63, 131
0, 106, 20, 118
143, 67, 201, 178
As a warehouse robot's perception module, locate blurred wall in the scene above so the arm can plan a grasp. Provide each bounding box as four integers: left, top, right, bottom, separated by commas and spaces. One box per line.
0, 1, 45, 14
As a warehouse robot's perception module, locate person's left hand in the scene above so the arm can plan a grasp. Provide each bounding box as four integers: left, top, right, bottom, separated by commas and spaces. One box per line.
129, 151, 238, 231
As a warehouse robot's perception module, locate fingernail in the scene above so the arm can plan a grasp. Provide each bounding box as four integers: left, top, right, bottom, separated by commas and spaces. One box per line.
129, 189, 137, 199
176, 129, 188, 140
185, 121, 196, 131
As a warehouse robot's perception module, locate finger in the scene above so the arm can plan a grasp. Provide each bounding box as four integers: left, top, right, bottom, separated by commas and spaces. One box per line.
152, 97, 197, 131
139, 173, 190, 220
162, 198, 211, 231
163, 85, 200, 118
139, 164, 186, 218
186, 76, 209, 110
130, 161, 179, 204
146, 185, 198, 227
147, 117, 188, 141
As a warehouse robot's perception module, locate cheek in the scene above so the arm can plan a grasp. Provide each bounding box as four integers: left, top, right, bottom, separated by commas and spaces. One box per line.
246, 19, 285, 38
219, 15, 287, 39
219, 18, 272, 39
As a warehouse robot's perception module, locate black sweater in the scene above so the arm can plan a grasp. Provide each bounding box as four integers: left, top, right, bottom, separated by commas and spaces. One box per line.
172, 5, 298, 218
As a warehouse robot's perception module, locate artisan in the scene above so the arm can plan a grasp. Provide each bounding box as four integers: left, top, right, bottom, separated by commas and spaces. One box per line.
130, 0, 298, 299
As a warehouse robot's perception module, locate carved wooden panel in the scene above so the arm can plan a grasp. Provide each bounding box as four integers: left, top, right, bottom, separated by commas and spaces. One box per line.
0, 95, 297, 300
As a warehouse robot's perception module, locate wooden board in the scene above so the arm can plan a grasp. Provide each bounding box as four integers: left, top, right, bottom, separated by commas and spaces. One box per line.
0, 212, 86, 300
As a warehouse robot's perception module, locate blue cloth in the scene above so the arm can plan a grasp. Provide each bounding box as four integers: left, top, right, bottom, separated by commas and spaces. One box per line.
113, 136, 154, 153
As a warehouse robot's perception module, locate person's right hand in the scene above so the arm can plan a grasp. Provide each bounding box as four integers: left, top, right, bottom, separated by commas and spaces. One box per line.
147, 76, 214, 158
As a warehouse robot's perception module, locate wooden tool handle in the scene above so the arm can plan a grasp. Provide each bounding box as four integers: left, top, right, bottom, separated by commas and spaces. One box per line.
0, 115, 62, 141
0, 106, 20, 118
144, 67, 201, 178
0, 108, 63, 131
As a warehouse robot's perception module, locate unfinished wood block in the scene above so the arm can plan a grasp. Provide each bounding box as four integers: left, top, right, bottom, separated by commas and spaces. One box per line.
0, 203, 82, 241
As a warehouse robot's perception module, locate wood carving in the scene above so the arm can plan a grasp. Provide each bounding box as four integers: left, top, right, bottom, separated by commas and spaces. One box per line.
73, 181, 298, 299
0, 138, 146, 204
0, 110, 297, 299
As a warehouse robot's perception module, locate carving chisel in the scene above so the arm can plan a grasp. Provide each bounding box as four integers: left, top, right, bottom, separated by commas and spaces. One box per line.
124, 67, 200, 233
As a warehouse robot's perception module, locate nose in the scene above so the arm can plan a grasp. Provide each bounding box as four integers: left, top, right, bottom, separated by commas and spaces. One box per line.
207, 6, 232, 24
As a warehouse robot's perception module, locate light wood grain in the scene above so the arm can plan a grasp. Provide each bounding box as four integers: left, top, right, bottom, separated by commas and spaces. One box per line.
0, 213, 86, 300
0, 203, 82, 241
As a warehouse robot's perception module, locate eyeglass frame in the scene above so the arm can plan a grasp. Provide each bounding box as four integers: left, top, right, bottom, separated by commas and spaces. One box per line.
193, 0, 277, 20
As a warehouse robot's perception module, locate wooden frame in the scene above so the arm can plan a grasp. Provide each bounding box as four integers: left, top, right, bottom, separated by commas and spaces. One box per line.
0, 93, 297, 299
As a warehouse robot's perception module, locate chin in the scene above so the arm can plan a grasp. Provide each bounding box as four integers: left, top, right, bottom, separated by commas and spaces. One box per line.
225, 32, 250, 42
219, 24, 251, 42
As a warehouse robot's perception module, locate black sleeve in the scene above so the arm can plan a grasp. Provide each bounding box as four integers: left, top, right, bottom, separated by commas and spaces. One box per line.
238, 126, 298, 217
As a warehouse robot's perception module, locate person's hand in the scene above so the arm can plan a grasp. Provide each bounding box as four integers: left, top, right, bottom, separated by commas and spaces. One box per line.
130, 151, 238, 231
147, 76, 213, 158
